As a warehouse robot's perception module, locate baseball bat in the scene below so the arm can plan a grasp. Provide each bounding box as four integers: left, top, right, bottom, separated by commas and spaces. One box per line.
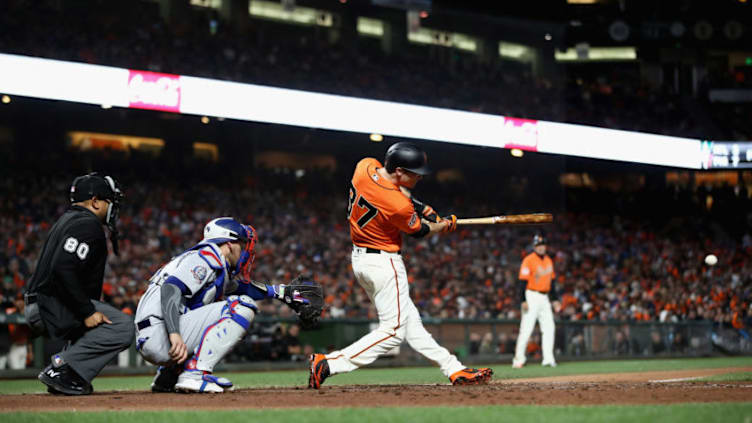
456, 213, 553, 226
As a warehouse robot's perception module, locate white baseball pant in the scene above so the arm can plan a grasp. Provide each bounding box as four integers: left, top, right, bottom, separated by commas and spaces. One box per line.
325, 247, 465, 377
0, 344, 28, 369
513, 289, 556, 366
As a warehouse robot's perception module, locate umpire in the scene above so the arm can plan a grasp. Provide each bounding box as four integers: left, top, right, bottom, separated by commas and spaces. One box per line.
23, 172, 134, 395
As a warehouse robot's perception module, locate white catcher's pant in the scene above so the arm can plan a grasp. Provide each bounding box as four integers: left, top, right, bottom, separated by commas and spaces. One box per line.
136, 297, 255, 370
326, 247, 465, 377
513, 289, 556, 365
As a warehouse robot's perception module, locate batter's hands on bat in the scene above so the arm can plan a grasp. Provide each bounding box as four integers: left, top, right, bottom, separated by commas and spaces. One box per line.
441, 215, 457, 232
168, 332, 189, 364
84, 311, 112, 328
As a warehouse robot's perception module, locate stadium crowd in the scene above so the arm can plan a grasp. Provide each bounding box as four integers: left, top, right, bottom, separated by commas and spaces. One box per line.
1, 163, 749, 331
0, 0, 730, 139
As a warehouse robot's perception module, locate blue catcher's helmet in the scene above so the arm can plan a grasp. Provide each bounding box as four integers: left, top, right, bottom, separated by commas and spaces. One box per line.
202, 217, 257, 277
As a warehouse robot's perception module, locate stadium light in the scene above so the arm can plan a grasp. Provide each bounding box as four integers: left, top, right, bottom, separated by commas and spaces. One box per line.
370, 133, 384, 142
201, 116, 210, 124
357, 17, 384, 37
1, 95, 10, 104
101, 104, 112, 109
511, 148, 524, 158
249, 0, 333, 27
499, 42, 533, 62
555, 47, 637, 61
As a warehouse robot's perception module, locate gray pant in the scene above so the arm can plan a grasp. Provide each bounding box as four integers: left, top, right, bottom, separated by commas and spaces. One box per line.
59, 301, 134, 383
136, 301, 227, 366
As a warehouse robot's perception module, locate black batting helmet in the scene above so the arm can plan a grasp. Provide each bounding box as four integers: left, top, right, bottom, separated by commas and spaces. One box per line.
384, 142, 431, 175
533, 233, 547, 246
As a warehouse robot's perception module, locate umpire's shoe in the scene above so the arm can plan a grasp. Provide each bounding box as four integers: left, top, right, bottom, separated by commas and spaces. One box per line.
39, 362, 93, 395
449, 368, 493, 386
151, 365, 183, 393
308, 354, 330, 389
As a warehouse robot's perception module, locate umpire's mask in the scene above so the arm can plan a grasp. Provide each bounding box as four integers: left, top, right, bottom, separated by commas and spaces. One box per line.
70, 172, 125, 255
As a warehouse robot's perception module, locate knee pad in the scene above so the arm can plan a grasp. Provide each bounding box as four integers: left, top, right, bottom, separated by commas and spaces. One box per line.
225, 295, 257, 330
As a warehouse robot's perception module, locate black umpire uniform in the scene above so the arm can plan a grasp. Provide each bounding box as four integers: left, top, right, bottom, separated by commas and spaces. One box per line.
24, 173, 134, 395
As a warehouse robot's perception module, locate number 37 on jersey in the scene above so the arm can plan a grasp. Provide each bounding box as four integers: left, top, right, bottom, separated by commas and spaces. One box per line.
348, 182, 378, 228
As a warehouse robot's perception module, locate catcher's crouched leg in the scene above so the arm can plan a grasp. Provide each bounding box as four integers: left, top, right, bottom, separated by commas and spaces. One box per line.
175, 296, 257, 393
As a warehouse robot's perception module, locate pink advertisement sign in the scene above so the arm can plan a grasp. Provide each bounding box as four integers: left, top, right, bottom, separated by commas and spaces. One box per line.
127, 70, 181, 112
501, 117, 538, 151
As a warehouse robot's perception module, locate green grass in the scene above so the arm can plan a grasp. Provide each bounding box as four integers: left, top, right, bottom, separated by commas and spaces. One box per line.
4, 404, 752, 423
699, 371, 752, 382
2, 356, 752, 395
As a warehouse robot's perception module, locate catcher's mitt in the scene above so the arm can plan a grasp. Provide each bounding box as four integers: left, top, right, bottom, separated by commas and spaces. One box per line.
283, 275, 324, 329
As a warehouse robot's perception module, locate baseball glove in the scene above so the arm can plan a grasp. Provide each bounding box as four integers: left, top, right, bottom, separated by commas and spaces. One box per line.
283, 275, 324, 329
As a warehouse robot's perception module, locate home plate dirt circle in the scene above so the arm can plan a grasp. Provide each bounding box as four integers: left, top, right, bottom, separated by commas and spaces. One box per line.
1, 368, 750, 412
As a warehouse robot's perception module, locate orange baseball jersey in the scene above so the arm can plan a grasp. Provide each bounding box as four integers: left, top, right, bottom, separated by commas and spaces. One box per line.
519, 252, 555, 293
348, 158, 422, 252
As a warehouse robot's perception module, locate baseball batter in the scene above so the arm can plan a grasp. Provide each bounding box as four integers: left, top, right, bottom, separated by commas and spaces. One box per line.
135, 217, 309, 393
308, 142, 493, 388
512, 234, 559, 368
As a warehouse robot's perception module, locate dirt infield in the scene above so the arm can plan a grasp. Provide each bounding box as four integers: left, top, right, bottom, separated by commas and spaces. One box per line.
2, 368, 751, 411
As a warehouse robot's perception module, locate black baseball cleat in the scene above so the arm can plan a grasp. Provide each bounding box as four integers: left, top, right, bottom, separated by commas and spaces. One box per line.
151, 365, 183, 393
39, 363, 93, 396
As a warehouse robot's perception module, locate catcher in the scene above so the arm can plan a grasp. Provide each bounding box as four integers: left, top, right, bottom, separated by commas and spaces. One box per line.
134, 217, 323, 393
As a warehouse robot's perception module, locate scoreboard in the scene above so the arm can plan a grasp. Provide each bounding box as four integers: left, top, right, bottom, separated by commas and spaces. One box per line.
702, 141, 752, 169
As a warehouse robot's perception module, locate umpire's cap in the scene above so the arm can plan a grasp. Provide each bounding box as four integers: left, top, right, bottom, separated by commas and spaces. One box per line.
533, 233, 547, 246
69, 173, 122, 203
384, 142, 431, 175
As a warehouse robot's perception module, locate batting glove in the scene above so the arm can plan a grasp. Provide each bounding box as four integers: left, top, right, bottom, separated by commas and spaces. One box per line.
442, 215, 457, 232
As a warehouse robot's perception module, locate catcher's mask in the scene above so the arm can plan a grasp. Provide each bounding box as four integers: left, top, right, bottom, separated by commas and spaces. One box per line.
202, 217, 257, 278
70, 172, 124, 255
